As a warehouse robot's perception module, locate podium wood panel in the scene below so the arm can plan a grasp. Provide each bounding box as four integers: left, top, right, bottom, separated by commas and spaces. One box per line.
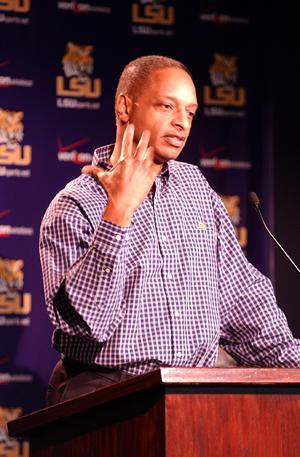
8, 368, 300, 457
165, 388, 300, 456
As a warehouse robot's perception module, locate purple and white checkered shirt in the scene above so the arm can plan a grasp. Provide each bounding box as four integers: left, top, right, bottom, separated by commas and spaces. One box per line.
39, 144, 300, 374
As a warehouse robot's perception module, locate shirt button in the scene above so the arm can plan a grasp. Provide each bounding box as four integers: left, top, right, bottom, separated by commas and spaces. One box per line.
104, 267, 111, 273
161, 235, 167, 242
115, 234, 121, 241
167, 272, 173, 279
124, 234, 129, 241
174, 309, 180, 317
177, 352, 182, 358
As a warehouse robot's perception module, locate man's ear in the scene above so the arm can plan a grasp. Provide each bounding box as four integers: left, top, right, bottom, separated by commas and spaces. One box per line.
115, 94, 133, 123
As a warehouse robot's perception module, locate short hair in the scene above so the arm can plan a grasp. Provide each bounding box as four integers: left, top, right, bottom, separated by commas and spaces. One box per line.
115, 55, 192, 104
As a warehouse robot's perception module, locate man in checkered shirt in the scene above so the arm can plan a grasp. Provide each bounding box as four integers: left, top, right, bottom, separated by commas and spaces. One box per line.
40, 55, 300, 405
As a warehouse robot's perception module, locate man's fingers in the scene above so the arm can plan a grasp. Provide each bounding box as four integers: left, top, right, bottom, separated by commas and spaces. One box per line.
135, 130, 151, 160
143, 145, 155, 163
81, 165, 105, 181
120, 123, 134, 160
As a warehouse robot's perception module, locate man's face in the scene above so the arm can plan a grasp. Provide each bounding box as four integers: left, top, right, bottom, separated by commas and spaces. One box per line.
128, 67, 198, 164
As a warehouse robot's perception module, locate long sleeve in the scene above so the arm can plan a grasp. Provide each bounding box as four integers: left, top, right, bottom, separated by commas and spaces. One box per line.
40, 154, 300, 372
213, 191, 300, 366
39, 179, 131, 343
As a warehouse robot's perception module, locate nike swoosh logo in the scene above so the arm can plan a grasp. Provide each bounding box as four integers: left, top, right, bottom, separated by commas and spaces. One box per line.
200, 145, 227, 159
56, 136, 90, 152
0, 209, 11, 218
0, 356, 10, 365
0, 60, 10, 68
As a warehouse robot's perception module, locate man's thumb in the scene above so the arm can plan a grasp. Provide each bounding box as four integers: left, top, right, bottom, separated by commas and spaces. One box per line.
81, 165, 105, 181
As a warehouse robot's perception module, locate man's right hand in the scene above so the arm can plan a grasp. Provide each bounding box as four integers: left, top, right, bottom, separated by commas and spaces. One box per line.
82, 124, 162, 227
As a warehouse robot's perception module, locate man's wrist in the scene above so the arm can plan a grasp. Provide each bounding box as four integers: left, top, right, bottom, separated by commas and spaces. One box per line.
102, 202, 134, 227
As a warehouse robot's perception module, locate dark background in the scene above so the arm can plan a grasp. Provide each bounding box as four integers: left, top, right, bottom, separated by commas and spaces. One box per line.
273, 6, 300, 336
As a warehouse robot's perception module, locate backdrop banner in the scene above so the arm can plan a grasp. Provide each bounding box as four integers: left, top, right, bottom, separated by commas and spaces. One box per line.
0, 1, 273, 453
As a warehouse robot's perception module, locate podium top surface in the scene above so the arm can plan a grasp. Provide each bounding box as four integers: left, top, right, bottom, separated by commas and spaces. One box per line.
158, 367, 300, 384
7, 367, 300, 437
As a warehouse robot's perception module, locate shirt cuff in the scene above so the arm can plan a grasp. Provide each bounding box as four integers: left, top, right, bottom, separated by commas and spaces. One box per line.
93, 218, 131, 255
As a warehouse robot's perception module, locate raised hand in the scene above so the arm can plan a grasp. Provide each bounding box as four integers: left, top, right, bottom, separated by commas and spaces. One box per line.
82, 124, 162, 226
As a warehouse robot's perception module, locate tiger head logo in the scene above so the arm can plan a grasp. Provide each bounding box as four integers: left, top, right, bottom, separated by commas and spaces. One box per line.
221, 195, 241, 225
0, 108, 24, 150
209, 53, 238, 87
62, 42, 94, 81
0, 407, 22, 447
0, 259, 24, 300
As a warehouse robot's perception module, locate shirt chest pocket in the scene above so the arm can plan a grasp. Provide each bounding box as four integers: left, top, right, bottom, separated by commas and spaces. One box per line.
180, 217, 218, 262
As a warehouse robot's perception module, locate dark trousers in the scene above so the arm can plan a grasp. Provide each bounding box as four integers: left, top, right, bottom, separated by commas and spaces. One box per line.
46, 358, 134, 406
46, 347, 237, 406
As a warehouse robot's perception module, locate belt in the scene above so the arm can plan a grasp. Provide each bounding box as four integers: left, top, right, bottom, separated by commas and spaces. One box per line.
62, 357, 120, 378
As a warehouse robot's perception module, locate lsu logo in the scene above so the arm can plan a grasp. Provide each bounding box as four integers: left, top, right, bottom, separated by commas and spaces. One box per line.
221, 195, 247, 248
132, 0, 174, 25
0, 407, 29, 457
56, 42, 101, 98
0, 258, 31, 315
203, 53, 246, 107
0, 0, 30, 12
209, 53, 238, 86
0, 108, 32, 166
62, 42, 93, 80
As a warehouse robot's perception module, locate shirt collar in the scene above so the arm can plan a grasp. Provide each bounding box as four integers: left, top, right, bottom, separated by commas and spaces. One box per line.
92, 144, 114, 170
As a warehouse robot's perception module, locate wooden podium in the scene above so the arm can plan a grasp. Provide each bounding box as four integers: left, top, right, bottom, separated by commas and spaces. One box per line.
7, 368, 300, 457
